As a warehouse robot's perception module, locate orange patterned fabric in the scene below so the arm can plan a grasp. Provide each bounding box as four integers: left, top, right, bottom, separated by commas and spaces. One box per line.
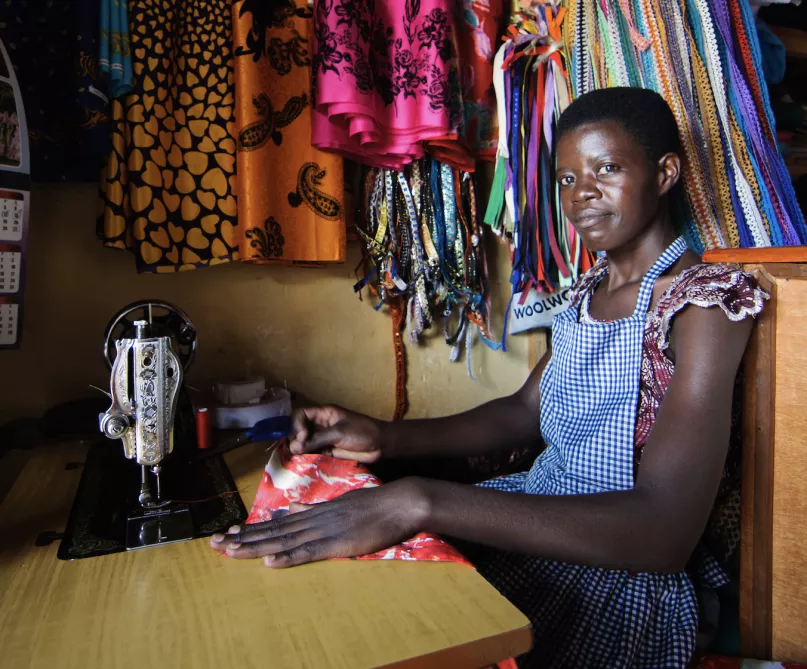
99, 0, 239, 272
232, 0, 345, 265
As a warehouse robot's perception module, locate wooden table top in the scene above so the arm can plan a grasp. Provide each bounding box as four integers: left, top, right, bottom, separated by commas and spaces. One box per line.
0, 442, 531, 669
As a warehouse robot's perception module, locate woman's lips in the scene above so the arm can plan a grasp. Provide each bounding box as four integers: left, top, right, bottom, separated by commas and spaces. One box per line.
574, 212, 612, 229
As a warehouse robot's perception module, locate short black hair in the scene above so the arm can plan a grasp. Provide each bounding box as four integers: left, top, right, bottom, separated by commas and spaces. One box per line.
557, 87, 681, 163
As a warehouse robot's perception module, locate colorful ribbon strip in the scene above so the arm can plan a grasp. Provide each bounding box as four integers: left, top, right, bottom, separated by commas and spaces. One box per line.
485, 3, 595, 306
355, 158, 499, 395
485, 0, 805, 343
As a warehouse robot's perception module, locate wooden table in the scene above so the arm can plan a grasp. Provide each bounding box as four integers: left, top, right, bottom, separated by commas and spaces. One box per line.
0, 442, 531, 669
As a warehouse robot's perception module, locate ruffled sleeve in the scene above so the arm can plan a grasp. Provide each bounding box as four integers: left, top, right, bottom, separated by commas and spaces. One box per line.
567, 256, 609, 308
654, 263, 770, 352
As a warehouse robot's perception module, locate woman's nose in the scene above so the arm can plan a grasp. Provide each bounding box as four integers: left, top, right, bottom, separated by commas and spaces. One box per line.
572, 177, 602, 203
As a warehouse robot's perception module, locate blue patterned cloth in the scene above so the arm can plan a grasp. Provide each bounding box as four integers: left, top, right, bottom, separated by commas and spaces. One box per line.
99, 0, 133, 98
476, 238, 700, 668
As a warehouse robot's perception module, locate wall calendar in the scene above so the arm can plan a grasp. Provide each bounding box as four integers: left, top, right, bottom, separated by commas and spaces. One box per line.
0, 38, 29, 349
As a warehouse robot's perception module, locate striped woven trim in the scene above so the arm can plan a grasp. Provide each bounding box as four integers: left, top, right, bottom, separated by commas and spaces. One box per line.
642, 0, 724, 248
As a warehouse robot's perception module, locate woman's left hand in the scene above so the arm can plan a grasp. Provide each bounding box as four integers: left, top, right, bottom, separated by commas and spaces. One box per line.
209, 478, 430, 568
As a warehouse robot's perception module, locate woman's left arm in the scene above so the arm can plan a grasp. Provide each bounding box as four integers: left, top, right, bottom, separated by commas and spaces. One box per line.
417, 305, 753, 573
216, 306, 753, 571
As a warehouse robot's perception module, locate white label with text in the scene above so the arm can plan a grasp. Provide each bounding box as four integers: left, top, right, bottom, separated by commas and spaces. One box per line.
510, 288, 572, 333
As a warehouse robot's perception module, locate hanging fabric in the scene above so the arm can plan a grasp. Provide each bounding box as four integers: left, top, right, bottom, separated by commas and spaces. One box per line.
427, 0, 507, 169
355, 158, 498, 417
310, 0, 504, 172
0, 0, 109, 182
310, 0, 463, 171
232, 0, 346, 265
99, 0, 134, 98
99, 0, 346, 271
457, 0, 506, 162
562, 0, 807, 252
98, 0, 238, 272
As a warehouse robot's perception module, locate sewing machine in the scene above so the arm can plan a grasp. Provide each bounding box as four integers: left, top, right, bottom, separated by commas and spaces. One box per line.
57, 301, 247, 559
99, 303, 192, 550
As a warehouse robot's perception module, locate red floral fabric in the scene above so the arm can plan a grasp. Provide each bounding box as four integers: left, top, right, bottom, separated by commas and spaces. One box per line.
247, 444, 471, 565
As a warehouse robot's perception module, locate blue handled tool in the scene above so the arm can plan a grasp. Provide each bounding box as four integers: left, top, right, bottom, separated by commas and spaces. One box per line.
199, 415, 292, 459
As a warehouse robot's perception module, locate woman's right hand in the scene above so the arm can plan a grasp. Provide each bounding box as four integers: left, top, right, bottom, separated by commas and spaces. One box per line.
289, 406, 384, 463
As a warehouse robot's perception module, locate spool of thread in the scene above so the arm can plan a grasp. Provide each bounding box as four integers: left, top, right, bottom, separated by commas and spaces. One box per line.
195, 407, 212, 449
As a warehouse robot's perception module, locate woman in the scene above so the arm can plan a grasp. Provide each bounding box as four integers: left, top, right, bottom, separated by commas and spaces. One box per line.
211, 88, 768, 668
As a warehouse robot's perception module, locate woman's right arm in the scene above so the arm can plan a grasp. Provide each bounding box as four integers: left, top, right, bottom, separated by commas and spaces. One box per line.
290, 349, 550, 463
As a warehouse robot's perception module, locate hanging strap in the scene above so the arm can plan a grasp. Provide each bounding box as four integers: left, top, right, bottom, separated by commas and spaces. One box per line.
633, 236, 688, 317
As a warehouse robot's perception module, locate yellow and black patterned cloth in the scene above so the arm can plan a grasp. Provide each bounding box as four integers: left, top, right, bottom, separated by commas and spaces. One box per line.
99, 0, 238, 272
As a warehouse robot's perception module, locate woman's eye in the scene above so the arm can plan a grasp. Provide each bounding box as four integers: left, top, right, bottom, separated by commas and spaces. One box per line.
559, 175, 574, 187
598, 164, 619, 176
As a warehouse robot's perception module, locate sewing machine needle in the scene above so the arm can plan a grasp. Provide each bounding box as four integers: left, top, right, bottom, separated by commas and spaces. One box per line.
154, 465, 162, 501
138, 465, 152, 506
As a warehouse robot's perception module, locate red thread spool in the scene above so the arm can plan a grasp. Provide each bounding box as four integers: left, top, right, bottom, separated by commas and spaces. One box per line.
195, 407, 212, 449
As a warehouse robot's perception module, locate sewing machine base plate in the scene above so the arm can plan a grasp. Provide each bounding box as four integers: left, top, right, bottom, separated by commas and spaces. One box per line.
125, 503, 195, 551
57, 440, 248, 560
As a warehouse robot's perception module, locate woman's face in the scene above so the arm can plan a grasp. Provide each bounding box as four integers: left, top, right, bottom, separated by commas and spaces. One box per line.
555, 120, 679, 253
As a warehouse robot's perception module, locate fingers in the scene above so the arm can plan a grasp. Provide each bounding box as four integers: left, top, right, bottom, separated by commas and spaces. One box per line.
216, 507, 335, 562
289, 409, 310, 451
292, 426, 344, 454
210, 524, 241, 549
264, 539, 333, 568
331, 447, 379, 463
210, 515, 311, 556
289, 406, 348, 454
209, 503, 327, 550
290, 407, 331, 453
225, 529, 321, 559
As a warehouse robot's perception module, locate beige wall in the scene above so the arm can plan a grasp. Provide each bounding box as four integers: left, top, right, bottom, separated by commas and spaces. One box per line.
0, 183, 541, 424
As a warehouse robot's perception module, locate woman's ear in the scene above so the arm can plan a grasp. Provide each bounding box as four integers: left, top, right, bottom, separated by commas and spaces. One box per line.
657, 152, 681, 197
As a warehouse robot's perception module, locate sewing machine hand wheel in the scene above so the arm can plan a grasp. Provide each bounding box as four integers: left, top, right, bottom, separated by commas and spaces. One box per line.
103, 300, 197, 372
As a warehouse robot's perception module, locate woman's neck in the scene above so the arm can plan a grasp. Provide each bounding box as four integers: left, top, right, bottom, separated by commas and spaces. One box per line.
604, 222, 679, 292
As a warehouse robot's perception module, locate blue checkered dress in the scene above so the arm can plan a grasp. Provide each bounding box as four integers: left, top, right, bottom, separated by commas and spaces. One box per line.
476, 238, 699, 669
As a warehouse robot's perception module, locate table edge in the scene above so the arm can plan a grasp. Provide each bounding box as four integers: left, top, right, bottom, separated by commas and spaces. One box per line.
378, 623, 533, 669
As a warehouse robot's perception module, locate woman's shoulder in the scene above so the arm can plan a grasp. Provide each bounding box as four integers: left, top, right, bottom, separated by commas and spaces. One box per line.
652, 262, 770, 350
662, 262, 769, 318
568, 255, 609, 306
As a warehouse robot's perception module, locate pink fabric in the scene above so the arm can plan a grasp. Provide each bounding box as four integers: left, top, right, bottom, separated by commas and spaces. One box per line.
311, 0, 460, 169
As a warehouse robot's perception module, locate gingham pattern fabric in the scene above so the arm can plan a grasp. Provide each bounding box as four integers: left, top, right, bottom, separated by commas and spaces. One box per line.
476, 238, 699, 669
471, 477, 698, 669
529, 237, 689, 497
